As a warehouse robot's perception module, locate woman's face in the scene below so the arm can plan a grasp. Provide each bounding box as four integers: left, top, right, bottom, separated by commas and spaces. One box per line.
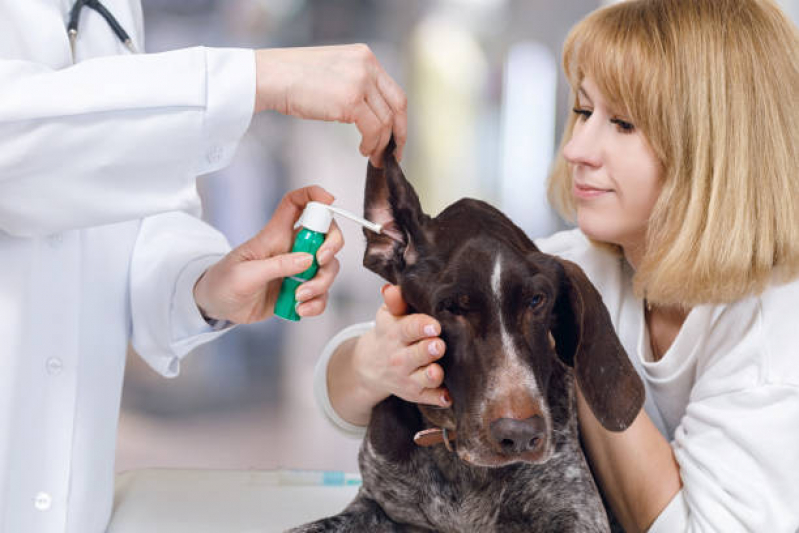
562, 77, 662, 262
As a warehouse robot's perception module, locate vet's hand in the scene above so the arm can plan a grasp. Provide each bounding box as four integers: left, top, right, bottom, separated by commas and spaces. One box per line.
192, 186, 343, 324
354, 284, 451, 407
253, 44, 407, 166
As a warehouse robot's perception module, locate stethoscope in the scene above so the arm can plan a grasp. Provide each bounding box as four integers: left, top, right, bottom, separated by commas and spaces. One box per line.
67, 0, 137, 58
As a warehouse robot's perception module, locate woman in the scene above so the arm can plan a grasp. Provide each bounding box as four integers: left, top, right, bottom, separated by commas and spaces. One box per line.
314, 0, 799, 531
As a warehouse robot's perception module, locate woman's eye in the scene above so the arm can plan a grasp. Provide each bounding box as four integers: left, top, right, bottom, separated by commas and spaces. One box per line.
529, 294, 545, 309
572, 107, 592, 121
611, 118, 635, 133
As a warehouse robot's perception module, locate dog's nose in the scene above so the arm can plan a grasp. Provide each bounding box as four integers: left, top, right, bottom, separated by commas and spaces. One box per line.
489, 416, 545, 454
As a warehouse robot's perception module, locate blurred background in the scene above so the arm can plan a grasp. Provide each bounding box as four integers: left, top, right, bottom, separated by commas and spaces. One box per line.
117, 0, 799, 475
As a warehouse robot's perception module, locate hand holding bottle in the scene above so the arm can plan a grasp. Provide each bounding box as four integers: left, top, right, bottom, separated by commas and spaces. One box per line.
192, 186, 343, 324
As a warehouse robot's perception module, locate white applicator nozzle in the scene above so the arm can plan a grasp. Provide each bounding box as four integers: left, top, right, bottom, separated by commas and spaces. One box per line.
318, 203, 383, 234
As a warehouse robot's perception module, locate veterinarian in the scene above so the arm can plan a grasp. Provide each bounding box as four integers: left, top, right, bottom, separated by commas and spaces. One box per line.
314, 0, 799, 531
0, 2, 407, 532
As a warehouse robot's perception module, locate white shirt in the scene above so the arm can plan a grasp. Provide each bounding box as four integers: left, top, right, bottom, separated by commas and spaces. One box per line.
314, 229, 799, 532
0, 1, 255, 531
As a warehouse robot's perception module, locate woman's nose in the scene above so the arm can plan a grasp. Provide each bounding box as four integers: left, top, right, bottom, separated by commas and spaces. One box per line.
562, 122, 601, 168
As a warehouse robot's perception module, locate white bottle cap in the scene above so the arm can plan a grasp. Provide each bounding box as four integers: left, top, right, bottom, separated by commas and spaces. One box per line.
298, 202, 334, 234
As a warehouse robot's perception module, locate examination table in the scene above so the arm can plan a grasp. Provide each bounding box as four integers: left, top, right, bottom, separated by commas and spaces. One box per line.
108, 469, 360, 532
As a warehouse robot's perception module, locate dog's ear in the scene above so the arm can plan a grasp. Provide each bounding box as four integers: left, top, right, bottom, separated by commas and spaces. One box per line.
551, 258, 644, 431
363, 139, 430, 284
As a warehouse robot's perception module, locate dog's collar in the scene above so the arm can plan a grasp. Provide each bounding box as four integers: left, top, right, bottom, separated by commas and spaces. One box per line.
413, 427, 457, 452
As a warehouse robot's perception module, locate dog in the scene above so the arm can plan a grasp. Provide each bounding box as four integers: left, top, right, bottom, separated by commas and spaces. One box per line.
292, 140, 644, 532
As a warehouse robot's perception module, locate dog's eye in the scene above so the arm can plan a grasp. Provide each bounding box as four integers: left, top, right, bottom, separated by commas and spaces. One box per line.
528, 294, 545, 309
437, 295, 469, 316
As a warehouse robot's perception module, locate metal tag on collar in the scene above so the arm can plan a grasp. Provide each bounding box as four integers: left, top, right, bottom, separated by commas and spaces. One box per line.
413, 427, 457, 452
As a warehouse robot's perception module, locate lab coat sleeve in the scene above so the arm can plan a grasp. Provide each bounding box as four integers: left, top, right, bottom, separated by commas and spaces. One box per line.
129, 211, 234, 377
313, 322, 374, 439
0, 46, 255, 237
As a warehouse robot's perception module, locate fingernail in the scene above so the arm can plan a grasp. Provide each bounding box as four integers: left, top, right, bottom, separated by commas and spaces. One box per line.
295, 253, 313, 267
317, 249, 331, 265
440, 391, 451, 406
428, 341, 440, 356
296, 289, 310, 301
426, 366, 435, 380
381, 283, 391, 296
424, 324, 437, 337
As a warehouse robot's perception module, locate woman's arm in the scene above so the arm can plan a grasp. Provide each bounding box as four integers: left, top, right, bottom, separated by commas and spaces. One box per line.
576, 386, 682, 532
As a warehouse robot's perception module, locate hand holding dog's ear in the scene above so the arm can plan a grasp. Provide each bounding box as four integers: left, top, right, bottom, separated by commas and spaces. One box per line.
193, 186, 344, 324
254, 45, 407, 166
351, 284, 451, 409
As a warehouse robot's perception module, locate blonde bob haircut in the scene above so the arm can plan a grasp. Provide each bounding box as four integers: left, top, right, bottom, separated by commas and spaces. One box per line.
547, 0, 799, 306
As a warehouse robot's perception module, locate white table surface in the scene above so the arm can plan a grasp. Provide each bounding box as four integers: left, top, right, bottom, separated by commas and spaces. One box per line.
108, 469, 360, 533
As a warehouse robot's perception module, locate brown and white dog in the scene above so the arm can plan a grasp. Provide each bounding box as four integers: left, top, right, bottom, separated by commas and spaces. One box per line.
292, 140, 644, 532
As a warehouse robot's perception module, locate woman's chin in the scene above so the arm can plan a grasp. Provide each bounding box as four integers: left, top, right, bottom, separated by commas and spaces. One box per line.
576, 215, 616, 245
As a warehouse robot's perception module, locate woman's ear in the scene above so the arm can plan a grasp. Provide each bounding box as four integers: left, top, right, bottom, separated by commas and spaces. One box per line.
362, 138, 430, 284
551, 258, 645, 431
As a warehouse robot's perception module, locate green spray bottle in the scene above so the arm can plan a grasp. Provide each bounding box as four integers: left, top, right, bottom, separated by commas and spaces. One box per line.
274, 201, 382, 321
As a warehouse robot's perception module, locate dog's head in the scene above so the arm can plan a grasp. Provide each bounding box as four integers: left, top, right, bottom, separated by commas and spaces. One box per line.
363, 141, 644, 467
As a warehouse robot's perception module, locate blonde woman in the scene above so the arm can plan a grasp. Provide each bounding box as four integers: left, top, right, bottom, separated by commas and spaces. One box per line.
314, 0, 799, 531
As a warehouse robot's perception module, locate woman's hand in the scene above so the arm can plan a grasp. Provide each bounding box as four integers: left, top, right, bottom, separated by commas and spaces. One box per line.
192, 186, 343, 324
328, 284, 450, 426
254, 44, 407, 166
356, 284, 451, 406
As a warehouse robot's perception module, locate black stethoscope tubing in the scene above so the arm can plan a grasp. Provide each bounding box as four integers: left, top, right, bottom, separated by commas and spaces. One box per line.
68, 0, 137, 57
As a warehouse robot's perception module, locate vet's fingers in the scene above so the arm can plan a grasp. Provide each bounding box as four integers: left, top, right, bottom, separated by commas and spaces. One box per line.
353, 101, 383, 159
375, 66, 408, 161
269, 186, 335, 234
250, 186, 335, 257
239, 252, 314, 289
295, 257, 340, 302
365, 84, 394, 165
366, 85, 394, 158
382, 284, 408, 316
317, 221, 343, 266
296, 292, 328, 317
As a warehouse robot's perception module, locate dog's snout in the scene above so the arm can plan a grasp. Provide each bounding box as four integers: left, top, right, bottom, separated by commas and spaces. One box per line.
489, 416, 545, 455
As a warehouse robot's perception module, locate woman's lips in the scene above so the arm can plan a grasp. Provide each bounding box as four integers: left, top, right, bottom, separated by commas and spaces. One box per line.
573, 182, 612, 199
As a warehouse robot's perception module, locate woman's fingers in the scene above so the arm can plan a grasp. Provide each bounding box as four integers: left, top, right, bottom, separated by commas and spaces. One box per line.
408, 364, 450, 407
399, 313, 440, 345
381, 284, 408, 316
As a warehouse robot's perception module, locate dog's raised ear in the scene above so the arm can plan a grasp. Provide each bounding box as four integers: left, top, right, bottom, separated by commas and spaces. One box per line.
363, 139, 430, 284
551, 258, 644, 431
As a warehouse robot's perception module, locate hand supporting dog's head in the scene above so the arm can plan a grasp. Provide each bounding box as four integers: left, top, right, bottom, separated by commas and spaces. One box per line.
363, 141, 644, 467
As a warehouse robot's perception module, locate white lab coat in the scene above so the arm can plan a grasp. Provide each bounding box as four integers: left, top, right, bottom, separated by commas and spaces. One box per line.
0, 1, 255, 531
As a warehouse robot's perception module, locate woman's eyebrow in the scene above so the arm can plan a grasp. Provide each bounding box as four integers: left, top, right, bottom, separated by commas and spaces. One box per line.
577, 87, 593, 104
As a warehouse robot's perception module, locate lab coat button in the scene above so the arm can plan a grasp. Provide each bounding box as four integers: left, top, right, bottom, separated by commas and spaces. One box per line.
34, 492, 52, 511
46, 357, 63, 375
206, 145, 223, 164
